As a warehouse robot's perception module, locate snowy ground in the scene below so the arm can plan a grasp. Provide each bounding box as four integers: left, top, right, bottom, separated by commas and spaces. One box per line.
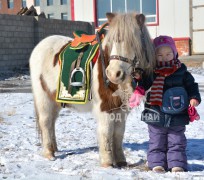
0, 73, 204, 179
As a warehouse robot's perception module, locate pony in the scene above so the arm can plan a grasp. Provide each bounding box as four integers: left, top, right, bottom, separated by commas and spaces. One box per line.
29, 12, 155, 167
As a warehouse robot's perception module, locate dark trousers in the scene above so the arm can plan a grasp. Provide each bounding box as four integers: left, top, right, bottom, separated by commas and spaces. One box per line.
147, 124, 187, 170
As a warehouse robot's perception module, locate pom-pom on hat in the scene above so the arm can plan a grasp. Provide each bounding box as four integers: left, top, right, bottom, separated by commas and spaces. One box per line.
153, 35, 178, 58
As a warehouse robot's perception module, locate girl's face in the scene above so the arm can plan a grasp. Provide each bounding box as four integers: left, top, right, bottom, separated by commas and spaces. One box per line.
156, 46, 174, 62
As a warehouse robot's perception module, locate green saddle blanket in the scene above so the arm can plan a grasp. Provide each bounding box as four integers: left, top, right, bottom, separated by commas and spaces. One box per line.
56, 41, 99, 104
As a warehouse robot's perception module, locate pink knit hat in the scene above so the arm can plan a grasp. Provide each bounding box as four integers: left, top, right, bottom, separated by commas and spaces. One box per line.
153, 36, 178, 58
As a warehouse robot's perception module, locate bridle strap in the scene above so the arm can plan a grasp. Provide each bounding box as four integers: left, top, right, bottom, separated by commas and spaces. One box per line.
140, 26, 149, 63
96, 31, 109, 88
109, 55, 133, 64
109, 55, 140, 68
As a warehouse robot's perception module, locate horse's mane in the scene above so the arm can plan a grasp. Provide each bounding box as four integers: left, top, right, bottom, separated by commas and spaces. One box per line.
103, 12, 155, 75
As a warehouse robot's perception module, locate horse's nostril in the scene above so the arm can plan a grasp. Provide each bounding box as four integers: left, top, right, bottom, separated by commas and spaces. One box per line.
116, 71, 121, 78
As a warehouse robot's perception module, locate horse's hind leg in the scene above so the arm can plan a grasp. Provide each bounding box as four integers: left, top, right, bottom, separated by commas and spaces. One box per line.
33, 84, 60, 160
113, 112, 127, 167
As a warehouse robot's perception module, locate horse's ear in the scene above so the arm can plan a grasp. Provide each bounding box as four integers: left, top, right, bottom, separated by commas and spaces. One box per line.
106, 12, 116, 23
136, 14, 145, 27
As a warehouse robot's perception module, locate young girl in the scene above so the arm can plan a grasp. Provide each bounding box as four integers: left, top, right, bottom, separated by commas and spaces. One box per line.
130, 36, 201, 173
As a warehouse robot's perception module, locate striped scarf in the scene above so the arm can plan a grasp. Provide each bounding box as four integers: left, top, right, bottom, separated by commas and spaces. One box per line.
149, 59, 181, 106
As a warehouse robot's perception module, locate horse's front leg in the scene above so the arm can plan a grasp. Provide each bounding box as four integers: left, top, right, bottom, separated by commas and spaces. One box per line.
113, 111, 127, 167
95, 111, 115, 167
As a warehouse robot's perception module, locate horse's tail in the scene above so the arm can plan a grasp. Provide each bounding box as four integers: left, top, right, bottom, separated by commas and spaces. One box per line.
29, 40, 44, 140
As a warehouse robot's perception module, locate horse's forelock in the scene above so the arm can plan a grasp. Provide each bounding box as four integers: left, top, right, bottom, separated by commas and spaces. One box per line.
104, 13, 142, 53
103, 12, 155, 75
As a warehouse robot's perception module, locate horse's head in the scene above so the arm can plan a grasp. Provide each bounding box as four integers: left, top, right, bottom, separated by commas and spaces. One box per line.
103, 12, 155, 85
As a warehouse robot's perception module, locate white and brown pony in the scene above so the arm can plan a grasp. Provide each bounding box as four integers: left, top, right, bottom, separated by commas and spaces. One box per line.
29, 12, 155, 167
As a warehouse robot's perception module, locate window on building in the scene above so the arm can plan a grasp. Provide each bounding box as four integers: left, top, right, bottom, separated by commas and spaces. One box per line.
7, 0, 14, 9
97, 0, 157, 26
47, 13, 54, 19
22, 0, 26, 7
0, 1, 2, 9
34, 0, 40, 6
47, 0, 53, 6
61, 13, 68, 20
61, 0, 67, 5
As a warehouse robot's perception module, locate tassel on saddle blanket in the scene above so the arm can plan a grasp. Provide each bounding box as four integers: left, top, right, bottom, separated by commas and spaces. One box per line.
56, 23, 108, 104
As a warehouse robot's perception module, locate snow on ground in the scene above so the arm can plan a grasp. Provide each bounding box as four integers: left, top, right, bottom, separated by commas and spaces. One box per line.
0, 74, 204, 180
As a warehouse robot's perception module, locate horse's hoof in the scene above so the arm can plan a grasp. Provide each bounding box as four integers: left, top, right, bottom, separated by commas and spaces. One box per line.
101, 163, 113, 168
48, 156, 56, 161
43, 152, 56, 161
116, 162, 127, 167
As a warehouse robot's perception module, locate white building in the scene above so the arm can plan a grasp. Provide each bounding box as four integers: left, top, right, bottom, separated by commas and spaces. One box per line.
72, 0, 204, 56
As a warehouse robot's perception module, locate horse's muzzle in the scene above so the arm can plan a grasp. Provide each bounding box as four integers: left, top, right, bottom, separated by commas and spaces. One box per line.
106, 69, 126, 84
